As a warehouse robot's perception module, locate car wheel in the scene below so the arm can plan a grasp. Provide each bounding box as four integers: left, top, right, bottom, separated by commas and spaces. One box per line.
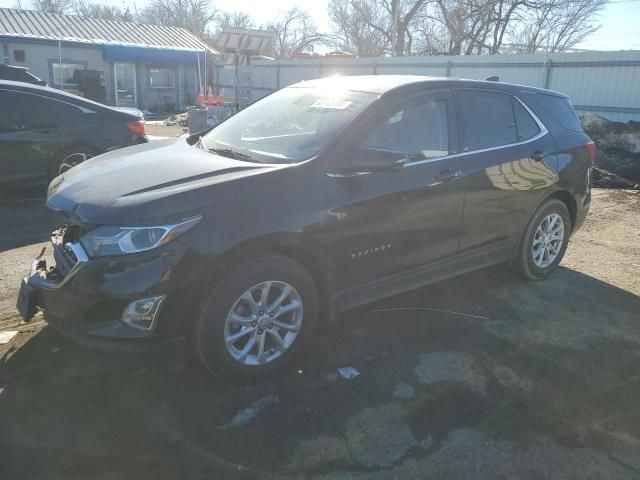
194, 255, 319, 381
514, 198, 572, 280
50, 146, 94, 180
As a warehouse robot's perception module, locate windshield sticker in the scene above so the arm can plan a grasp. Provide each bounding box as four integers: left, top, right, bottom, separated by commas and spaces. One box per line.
310, 99, 353, 110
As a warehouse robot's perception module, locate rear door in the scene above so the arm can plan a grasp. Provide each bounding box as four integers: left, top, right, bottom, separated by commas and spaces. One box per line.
454, 88, 558, 267
333, 89, 466, 291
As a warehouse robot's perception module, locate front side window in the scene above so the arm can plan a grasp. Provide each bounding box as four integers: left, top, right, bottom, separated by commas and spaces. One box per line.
458, 90, 517, 151
149, 67, 175, 88
202, 86, 377, 163
363, 99, 449, 161
52, 63, 83, 88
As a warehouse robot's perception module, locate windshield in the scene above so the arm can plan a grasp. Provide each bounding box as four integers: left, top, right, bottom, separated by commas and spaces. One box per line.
201, 86, 377, 163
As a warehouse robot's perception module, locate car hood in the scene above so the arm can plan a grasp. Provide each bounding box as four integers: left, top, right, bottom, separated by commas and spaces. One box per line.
47, 138, 281, 225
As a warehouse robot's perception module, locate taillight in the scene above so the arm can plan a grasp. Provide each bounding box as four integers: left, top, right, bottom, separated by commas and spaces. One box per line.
126, 119, 145, 135
585, 140, 596, 163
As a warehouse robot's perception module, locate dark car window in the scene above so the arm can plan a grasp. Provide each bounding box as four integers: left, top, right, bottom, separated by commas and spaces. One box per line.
512, 98, 540, 141
458, 90, 517, 151
536, 93, 583, 132
363, 99, 449, 161
0, 90, 82, 131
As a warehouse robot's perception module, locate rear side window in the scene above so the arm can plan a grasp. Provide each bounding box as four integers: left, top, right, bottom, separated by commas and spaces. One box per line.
457, 91, 517, 151
537, 94, 583, 132
512, 98, 540, 141
363, 99, 449, 161
0, 90, 82, 130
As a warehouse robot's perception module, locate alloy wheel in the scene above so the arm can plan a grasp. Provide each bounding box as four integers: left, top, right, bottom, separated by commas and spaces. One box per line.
224, 281, 303, 366
531, 213, 565, 268
58, 152, 91, 175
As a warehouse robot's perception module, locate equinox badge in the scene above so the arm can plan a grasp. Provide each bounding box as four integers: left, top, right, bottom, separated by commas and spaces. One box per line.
351, 244, 392, 259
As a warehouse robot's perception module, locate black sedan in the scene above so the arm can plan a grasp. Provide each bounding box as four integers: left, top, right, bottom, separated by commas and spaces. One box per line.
0, 80, 147, 186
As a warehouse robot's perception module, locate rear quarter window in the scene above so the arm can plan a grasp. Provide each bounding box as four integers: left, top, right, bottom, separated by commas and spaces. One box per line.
536, 94, 583, 132
512, 98, 540, 141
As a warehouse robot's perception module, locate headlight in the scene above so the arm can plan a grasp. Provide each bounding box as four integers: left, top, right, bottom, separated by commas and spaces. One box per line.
80, 216, 202, 257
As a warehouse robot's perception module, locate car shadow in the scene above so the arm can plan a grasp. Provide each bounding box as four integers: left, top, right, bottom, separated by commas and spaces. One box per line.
1, 266, 639, 479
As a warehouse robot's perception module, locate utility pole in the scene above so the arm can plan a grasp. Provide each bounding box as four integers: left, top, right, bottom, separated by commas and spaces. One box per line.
391, 0, 400, 56
391, 0, 399, 57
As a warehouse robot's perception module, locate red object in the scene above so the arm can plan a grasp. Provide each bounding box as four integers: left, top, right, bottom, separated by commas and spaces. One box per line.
196, 85, 205, 106
126, 119, 145, 135
206, 86, 215, 106
585, 140, 596, 162
216, 95, 225, 106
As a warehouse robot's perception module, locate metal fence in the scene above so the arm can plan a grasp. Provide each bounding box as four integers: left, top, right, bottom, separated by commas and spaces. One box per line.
218, 50, 640, 123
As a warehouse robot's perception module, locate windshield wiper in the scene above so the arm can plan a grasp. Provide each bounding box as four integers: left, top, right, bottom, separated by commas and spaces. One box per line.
208, 147, 256, 161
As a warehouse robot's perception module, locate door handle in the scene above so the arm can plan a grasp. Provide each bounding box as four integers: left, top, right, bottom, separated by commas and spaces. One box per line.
531, 150, 545, 162
436, 169, 462, 183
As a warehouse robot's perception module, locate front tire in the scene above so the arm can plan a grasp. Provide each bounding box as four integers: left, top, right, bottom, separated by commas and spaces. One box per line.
194, 255, 319, 381
513, 198, 572, 280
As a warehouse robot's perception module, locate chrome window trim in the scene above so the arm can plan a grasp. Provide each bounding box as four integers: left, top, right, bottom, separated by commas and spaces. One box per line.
404, 91, 548, 167
327, 90, 548, 177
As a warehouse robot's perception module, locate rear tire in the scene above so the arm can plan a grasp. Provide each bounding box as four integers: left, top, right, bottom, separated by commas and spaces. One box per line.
194, 255, 319, 381
50, 146, 94, 180
513, 198, 572, 280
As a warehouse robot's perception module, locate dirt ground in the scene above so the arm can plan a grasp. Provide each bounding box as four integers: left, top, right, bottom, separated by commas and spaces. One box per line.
0, 188, 639, 480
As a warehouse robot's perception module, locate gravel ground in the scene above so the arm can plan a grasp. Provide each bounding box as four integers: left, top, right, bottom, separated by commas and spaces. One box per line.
0, 188, 639, 480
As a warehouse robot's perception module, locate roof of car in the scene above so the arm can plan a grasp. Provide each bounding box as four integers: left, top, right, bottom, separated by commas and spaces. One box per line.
290, 75, 566, 97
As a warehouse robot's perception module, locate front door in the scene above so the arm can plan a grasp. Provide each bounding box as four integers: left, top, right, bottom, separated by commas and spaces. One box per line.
114, 63, 137, 107
333, 90, 466, 292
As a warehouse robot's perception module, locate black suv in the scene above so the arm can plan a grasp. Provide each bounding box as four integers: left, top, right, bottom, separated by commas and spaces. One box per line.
0, 80, 147, 186
18, 76, 593, 380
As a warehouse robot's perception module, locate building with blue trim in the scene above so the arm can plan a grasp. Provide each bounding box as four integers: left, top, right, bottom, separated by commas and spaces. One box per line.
0, 8, 219, 111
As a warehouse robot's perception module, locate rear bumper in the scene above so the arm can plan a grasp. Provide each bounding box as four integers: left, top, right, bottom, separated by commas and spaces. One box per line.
19, 234, 203, 351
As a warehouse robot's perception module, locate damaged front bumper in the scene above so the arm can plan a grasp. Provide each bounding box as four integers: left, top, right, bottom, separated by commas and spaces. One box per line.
16, 226, 196, 351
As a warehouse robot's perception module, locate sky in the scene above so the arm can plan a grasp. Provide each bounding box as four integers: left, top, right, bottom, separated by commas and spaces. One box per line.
1, 0, 639, 51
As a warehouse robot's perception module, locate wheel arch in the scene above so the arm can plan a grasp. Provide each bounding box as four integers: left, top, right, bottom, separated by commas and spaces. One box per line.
49, 144, 101, 179
511, 188, 577, 266
546, 189, 577, 232
203, 234, 335, 321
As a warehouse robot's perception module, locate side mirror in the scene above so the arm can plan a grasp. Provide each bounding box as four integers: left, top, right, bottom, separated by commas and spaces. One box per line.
342, 147, 407, 173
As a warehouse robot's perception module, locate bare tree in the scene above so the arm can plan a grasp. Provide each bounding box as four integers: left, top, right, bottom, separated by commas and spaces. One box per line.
507, 0, 606, 53
268, 8, 323, 58
31, 0, 74, 14
412, 0, 496, 55
215, 11, 254, 32
327, 0, 391, 56
141, 0, 217, 37
74, 1, 134, 21
327, 0, 436, 56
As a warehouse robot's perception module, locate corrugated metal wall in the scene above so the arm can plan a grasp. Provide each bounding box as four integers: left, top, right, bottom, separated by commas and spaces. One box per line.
219, 50, 640, 122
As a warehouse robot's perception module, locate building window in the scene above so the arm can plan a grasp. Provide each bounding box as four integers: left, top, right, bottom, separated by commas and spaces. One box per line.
149, 67, 175, 88
13, 50, 26, 62
52, 63, 84, 88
